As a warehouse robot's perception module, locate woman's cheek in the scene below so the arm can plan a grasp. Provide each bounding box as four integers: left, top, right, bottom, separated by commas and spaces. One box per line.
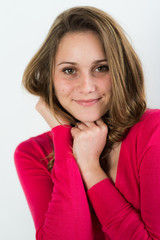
55, 83, 73, 105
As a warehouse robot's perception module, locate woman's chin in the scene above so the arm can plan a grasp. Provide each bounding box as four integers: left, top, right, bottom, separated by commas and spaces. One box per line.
74, 114, 103, 123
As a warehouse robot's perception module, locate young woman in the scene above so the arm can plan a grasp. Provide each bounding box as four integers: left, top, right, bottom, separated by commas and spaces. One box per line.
14, 6, 160, 240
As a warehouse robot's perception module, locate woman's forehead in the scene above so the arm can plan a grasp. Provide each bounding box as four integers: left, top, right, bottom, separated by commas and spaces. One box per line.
55, 31, 106, 64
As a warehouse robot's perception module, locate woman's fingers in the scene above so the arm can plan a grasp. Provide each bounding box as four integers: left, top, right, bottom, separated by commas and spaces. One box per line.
95, 119, 108, 133
82, 121, 96, 128
82, 119, 107, 132
76, 122, 88, 131
95, 118, 105, 126
71, 118, 108, 172
71, 127, 80, 138
35, 97, 71, 128
76, 119, 108, 136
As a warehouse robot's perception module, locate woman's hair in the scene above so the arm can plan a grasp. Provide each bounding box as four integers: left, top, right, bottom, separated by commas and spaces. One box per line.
22, 6, 146, 173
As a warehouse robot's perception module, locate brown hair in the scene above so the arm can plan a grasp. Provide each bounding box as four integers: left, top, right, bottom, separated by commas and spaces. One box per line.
22, 6, 146, 173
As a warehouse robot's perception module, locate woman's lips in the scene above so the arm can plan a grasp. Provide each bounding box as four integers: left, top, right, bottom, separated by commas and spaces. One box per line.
74, 98, 101, 106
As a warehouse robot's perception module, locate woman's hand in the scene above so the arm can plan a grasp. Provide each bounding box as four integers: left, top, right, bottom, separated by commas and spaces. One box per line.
71, 119, 108, 174
35, 97, 70, 129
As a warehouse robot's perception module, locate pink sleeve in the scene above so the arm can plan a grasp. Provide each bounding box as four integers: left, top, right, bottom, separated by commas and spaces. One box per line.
87, 111, 160, 239
14, 125, 93, 240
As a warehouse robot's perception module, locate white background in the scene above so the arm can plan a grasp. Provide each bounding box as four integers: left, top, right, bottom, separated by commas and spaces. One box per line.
0, 0, 160, 239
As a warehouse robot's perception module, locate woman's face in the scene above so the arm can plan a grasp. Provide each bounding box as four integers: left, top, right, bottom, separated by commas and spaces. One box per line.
53, 31, 112, 122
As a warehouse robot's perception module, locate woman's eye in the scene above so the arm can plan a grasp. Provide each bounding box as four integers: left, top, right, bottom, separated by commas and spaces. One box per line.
63, 68, 76, 75
95, 65, 109, 72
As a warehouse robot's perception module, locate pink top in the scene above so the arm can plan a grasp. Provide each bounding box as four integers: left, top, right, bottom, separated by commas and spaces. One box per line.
14, 109, 160, 239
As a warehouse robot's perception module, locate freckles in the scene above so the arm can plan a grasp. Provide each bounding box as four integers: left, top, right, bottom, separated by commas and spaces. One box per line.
57, 86, 69, 96
61, 88, 67, 95
60, 83, 73, 95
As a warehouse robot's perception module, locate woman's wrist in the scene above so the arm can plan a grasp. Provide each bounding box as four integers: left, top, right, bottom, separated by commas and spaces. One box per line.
80, 164, 108, 190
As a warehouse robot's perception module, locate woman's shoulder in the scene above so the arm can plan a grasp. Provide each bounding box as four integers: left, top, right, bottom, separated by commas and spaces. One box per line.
131, 108, 160, 134
130, 108, 160, 158
15, 130, 53, 153
140, 108, 160, 123
14, 130, 53, 168
124, 108, 160, 149
122, 108, 160, 169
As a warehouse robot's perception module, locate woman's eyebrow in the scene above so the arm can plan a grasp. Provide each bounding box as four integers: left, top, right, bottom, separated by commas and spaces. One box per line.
57, 61, 77, 66
56, 59, 108, 66
93, 59, 108, 64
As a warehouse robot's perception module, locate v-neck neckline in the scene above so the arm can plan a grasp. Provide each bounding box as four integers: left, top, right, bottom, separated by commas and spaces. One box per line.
114, 139, 124, 187
113, 109, 150, 187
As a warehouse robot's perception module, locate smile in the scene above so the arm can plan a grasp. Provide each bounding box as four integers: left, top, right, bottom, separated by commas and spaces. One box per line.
74, 98, 101, 106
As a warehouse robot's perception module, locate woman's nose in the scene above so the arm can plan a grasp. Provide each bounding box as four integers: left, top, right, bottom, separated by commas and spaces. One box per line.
78, 73, 96, 94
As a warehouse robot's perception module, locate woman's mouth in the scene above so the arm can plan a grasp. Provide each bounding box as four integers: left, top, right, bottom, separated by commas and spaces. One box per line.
74, 98, 101, 106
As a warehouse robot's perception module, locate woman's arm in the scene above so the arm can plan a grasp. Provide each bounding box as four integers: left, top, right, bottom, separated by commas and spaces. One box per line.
86, 146, 160, 239
14, 98, 93, 240
46, 125, 93, 239
71, 116, 160, 239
